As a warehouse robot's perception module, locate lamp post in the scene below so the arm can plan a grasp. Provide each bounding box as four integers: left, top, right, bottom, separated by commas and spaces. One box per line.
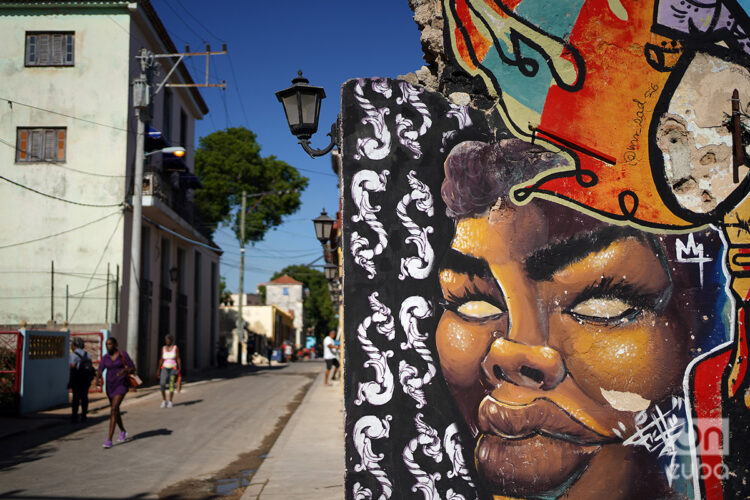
276, 71, 339, 159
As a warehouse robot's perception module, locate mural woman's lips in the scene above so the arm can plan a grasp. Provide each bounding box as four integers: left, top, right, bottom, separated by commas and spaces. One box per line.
477, 395, 612, 445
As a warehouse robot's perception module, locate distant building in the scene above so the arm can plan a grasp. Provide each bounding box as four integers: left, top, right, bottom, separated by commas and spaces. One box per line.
0, 0, 220, 380
220, 299, 294, 363
263, 275, 304, 346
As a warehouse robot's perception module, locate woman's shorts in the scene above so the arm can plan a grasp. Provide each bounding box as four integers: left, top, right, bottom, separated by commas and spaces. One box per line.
160, 367, 178, 391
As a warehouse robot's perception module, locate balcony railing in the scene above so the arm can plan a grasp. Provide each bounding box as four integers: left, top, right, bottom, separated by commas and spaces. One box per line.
143, 166, 212, 239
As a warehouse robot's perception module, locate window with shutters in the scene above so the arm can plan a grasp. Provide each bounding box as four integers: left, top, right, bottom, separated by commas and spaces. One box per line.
25, 32, 74, 67
16, 128, 66, 162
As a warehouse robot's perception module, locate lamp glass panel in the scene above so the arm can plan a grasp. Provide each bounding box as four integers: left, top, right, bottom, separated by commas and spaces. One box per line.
282, 94, 300, 126
314, 221, 325, 241
320, 219, 333, 240
300, 92, 318, 126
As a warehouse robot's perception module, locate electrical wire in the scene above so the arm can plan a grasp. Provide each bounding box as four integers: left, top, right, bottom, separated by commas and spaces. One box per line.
69, 213, 123, 321
0, 174, 124, 207
175, 0, 223, 41
155, 0, 207, 44
0, 137, 127, 178
227, 52, 250, 126
0, 211, 122, 250
0, 97, 134, 134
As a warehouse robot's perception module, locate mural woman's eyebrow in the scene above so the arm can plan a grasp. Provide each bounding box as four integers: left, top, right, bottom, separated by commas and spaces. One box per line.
439, 248, 492, 278
524, 226, 643, 281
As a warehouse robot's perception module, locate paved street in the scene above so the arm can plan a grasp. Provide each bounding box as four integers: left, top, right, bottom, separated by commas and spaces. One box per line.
0, 361, 324, 499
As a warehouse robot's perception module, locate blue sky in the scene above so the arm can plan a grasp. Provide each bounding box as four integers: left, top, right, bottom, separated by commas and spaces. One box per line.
151, 0, 424, 293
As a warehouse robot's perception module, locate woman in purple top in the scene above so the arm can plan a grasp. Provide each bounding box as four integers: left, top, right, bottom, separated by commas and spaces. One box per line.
96, 337, 134, 448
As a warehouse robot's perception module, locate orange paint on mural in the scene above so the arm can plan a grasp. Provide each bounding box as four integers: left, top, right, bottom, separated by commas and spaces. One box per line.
535, 0, 690, 227
455, 0, 492, 66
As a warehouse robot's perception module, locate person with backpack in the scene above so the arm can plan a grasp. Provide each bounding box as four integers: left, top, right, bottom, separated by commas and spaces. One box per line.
69, 337, 94, 423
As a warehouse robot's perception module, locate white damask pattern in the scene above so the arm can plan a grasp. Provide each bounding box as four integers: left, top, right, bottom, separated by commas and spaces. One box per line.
397, 170, 435, 281
395, 82, 432, 159
350, 169, 390, 279
354, 414, 394, 500
354, 79, 392, 161
440, 104, 473, 153
444, 424, 476, 489
355, 292, 396, 407
398, 296, 435, 408
403, 413, 443, 500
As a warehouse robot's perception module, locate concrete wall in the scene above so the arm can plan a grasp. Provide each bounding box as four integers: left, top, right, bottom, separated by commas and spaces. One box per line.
19, 329, 69, 414
0, 7, 130, 326
343, 1, 750, 498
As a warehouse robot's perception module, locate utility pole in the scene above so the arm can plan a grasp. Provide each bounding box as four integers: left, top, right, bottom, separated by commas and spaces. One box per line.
126, 48, 153, 363
123, 44, 227, 366
238, 191, 246, 365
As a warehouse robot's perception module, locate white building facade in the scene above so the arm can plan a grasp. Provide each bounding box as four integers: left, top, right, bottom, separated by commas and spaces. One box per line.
0, 0, 220, 379
263, 275, 304, 346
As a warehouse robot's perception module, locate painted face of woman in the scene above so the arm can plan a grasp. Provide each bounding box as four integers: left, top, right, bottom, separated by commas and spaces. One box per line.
436, 199, 692, 498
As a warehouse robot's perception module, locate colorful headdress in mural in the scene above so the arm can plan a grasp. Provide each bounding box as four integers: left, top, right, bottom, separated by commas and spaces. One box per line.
444, 0, 750, 230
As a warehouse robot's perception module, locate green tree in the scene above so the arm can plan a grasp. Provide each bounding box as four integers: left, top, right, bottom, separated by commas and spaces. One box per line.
194, 127, 308, 242
270, 264, 337, 340
219, 276, 233, 306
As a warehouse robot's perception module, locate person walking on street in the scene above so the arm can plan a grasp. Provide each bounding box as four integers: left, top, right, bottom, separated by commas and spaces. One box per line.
323, 330, 340, 386
158, 334, 181, 408
97, 337, 135, 448
284, 342, 292, 362
69, 337, 94, 423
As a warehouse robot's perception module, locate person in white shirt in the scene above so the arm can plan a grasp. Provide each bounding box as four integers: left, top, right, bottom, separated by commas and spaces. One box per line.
323, 330, 340, 386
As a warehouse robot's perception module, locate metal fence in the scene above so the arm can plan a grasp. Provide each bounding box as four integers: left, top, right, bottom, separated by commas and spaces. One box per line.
0, 331, 23, 412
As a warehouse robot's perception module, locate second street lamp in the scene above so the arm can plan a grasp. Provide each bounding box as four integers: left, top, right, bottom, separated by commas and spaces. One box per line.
313, 210, 335, 245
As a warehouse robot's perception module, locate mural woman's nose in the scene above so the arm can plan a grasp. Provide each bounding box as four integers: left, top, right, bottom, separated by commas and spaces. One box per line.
481, 338, 566, 390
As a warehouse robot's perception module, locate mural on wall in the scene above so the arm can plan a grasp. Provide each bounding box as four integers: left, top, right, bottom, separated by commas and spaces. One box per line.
343, 0, 750, 498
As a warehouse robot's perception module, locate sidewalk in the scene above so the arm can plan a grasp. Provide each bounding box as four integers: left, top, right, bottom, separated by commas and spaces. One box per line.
241, 372, 345, 500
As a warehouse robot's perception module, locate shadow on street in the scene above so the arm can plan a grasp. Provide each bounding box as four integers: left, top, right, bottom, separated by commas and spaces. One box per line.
0, 415, 109, 471
0, 490, 152, 499
127, 428, 172, 442
172, 398, 202, 407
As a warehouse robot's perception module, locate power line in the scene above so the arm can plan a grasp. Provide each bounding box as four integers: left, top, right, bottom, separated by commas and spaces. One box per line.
0, 137, 126, 178
69, 213, 123, 321
0, 211, 122, 250
0, 97, 134, 134
227, 52, 250, 126
0, 174, 124, 207
175, 0, 224, 42
155, 0, 207, 43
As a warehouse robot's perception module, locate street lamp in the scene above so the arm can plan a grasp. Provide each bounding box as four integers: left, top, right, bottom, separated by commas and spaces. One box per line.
145, 146, 186, 158
312, 210, 335, 245
324, 263, 338, 281
276, 71, 338, 158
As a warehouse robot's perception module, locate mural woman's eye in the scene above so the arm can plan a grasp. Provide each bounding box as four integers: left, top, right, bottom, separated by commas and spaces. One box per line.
456, 300, 505, 320
568, 297, 639, 325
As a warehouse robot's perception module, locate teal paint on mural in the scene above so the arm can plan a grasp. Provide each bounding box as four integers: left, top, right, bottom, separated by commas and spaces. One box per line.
481, 40, 551, 114
740, 0, 750, 15
515, 0, 585, 39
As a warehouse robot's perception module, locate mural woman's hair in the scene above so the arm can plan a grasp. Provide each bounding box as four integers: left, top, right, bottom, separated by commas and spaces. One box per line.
441, 139, 565, 220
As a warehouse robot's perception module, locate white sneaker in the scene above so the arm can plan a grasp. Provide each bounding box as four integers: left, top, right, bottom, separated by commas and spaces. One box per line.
160, 400, 167, 408
167, 401, 173, 408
